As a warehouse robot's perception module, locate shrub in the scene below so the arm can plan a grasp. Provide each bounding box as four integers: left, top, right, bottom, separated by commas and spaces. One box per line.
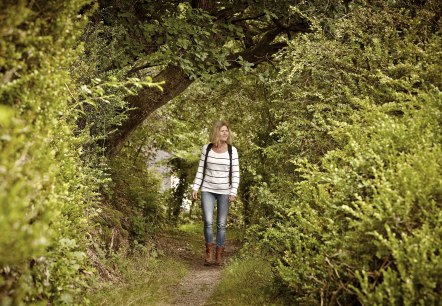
250, 3, 442, 305
0, 1, 98, 304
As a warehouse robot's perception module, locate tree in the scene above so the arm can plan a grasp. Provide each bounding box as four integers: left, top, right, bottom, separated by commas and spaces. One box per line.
83, 0, 339, 156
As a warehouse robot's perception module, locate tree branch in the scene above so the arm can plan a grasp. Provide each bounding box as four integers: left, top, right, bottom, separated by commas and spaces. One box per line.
104, 5, 312, 157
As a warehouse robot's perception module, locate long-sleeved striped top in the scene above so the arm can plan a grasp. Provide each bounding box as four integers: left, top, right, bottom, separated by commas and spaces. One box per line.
192, 144, 240, 196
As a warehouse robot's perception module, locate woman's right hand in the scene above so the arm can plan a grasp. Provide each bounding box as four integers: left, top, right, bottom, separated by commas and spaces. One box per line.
192, 190, 198, 200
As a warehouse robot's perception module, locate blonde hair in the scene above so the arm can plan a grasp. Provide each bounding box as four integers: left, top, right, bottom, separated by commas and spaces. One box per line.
209, 120, 233, 146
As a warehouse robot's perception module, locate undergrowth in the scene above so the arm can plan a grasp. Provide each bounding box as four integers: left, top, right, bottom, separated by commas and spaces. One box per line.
87, 254, 186, 305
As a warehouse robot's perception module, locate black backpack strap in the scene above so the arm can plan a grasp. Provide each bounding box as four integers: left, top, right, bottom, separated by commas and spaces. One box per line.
201, 143, 213, 187
228, 144, 232, 186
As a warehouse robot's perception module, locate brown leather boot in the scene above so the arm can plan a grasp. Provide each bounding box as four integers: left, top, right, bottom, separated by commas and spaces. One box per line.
204, 243, 215, 266
215, 246, 225, 266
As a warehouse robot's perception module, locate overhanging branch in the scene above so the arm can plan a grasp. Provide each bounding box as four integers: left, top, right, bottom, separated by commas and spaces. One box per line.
104, 5, 312, 157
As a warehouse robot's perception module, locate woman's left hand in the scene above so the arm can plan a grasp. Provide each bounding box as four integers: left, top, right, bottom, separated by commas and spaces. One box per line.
229, 195, 237, 203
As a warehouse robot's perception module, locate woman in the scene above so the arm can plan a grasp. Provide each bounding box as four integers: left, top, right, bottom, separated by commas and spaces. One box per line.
192, 120, 240, 266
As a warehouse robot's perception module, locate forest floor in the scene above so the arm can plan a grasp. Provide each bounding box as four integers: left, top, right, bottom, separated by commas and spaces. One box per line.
87, 223, 243, 306
88, 223, 286, 305
155, 225, 242, 306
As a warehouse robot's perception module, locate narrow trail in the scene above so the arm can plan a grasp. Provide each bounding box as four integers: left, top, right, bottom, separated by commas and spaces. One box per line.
156, 228, 241, 306
170, 266, 221, 306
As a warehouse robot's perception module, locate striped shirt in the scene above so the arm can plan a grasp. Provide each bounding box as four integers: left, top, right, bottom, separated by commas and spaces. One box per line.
192, 144, 240, 196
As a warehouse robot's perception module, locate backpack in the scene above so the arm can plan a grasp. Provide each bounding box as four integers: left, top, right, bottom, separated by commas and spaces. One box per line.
201, 143, 233, 187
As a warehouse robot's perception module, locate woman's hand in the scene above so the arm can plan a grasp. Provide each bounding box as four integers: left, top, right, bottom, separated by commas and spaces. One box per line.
229, 195, 237, 203
192, 190, 198, 200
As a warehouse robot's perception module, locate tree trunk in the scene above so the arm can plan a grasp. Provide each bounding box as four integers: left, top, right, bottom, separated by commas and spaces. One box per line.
106, 65, 192, 157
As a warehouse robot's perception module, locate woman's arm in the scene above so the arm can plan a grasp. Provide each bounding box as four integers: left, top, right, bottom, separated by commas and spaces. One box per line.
230, 147, 240, 197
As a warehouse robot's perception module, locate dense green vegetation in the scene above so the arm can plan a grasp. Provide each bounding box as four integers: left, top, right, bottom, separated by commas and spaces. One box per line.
0, 1, 97, 304
1, 0, 441, 305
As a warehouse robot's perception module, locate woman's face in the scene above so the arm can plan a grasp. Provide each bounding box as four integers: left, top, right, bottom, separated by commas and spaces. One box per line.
219, 125, 229, 142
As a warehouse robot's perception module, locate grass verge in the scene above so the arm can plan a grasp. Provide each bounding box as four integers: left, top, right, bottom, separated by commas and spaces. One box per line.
86, 250, 187, 305
207, 256, 285, 306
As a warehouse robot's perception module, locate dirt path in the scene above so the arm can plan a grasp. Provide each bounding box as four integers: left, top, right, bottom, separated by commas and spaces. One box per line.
168, 260, 221, 306
156, 229, 240, 306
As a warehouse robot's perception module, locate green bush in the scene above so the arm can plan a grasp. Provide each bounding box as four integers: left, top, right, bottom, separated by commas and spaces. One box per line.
105, 142, 164, 243
244, 3, 442, 305
266, 90, 441, 305
0, 1, 99, 304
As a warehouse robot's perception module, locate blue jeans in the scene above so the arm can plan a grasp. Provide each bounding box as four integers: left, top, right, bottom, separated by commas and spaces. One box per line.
201, 192, 230, 247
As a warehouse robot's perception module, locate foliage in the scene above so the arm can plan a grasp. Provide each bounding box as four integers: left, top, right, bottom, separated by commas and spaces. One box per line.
0, 1, 167, 302
73, 50, 164, 147
167, 155, 197, 223
126, 106, 207, 224
252, 3, 442, 305
264, 92, 442, 305
105, 132, 164, 243
83, 0, 318, 79
0, 1, 98, 304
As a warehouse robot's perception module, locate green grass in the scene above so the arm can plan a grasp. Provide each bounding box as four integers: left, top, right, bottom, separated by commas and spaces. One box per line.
87, 255, 187, 305
86, 225, 206, 305
179, 222, 245, 242
179, 222, 204, 235
207, 256, 286, 306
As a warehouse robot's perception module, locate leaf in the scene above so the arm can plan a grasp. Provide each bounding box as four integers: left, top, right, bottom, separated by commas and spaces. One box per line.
0, 105, 14, 126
